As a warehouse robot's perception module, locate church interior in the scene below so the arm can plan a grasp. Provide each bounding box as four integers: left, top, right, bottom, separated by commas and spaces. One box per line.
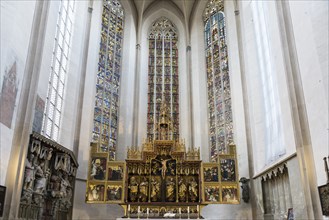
0, 0, 328, 219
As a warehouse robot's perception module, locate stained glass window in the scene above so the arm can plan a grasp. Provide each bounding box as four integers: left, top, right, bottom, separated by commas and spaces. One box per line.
203, 0, 233, 162
91, 0, 124, 161
42, 0, 75, 141
147, 17, 179, 141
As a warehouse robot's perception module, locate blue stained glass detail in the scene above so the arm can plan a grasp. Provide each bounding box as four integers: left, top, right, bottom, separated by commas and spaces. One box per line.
204, 0, 234, 162
92, 0, 124, 161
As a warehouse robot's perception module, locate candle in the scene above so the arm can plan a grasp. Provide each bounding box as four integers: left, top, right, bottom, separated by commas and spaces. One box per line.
147, 208, 149, 215
179, 208, 181, 214
197, 205, 200, 219
138, 206, 140, 213
128, 204, 130, 212
187, 206, 190, 213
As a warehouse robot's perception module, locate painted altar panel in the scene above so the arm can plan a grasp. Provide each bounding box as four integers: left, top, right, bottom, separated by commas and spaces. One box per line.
201, 145, 240, 204
86, 158, 125, 204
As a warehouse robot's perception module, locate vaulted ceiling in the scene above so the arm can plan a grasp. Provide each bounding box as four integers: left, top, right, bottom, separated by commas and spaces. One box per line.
132, 0, 198, 23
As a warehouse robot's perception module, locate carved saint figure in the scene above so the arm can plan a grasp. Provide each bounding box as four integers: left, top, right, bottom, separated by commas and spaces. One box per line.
129, 177, 139, 202
34, 161, 48, 194
166, 177, 175, 202
188, 177, 198, 202
178, 177, 187, 202
24, 153, 35, 190
159, 126, 168, 140
150, 177, 160, 202
60, 173, 71, 198
21, 189, 33, 203
139, 177, 148, 202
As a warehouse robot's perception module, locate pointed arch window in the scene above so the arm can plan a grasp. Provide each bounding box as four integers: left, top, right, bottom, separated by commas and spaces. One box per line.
203, 0, 233, 162
147, 18, 179, 141
91, 0, 124, 161
42, 0, 76, 141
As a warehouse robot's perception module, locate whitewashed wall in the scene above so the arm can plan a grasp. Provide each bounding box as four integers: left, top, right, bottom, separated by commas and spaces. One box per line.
0, 0, 36, 186
239, 0, 296, 174
289, 0, 329, 187
239, 0, 328, 219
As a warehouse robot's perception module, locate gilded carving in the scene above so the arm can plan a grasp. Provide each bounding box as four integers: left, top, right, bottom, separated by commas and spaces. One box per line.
85, 99, 240, 218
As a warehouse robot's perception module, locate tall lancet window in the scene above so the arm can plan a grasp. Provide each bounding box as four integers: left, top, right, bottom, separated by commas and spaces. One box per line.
92, 0, 124, 161
204, 0, 233, 162
42, 0, 75, 141
147, 18, 179, 141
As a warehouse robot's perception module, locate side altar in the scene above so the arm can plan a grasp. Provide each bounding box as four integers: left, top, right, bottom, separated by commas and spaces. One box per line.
86, 103, 240, 218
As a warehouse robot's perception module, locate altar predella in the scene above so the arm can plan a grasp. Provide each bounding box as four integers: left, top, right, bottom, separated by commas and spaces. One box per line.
86, 102, 240, 218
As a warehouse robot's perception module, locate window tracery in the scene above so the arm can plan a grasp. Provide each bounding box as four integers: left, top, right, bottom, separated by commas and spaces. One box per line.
147, 17, 179, 141
92, 0, 124, 161
204, 0, 233, 162
42, 0, 76, 141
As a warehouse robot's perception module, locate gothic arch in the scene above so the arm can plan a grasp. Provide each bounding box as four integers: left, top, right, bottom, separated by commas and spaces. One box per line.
136, 7, 189, 146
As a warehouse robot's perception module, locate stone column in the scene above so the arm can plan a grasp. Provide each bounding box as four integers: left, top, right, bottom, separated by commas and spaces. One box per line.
233, 0, 256, 218
132, 8, 142, 146
186, 45, 194, 147
4, 1, 50, 218
275, 1, 322, 218
73, 0, 94, 159
132, 43, 141, 146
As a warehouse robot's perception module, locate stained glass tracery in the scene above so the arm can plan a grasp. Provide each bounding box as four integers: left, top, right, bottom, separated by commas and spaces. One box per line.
147, 18, 179, 141
92, 0, 124, 161
204, 0, 233, 162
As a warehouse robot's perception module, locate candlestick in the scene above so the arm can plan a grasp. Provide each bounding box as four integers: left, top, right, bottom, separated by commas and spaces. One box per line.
187, 206, 190, 219
197, 205, 200, 219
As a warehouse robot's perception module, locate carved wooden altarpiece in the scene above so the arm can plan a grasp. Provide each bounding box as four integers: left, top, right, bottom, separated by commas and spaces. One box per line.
19, 132, 78, 220
86, 102, 240, 218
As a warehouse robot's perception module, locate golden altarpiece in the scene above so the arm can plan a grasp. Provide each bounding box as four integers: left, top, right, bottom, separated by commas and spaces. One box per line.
86, 103, 240, 218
